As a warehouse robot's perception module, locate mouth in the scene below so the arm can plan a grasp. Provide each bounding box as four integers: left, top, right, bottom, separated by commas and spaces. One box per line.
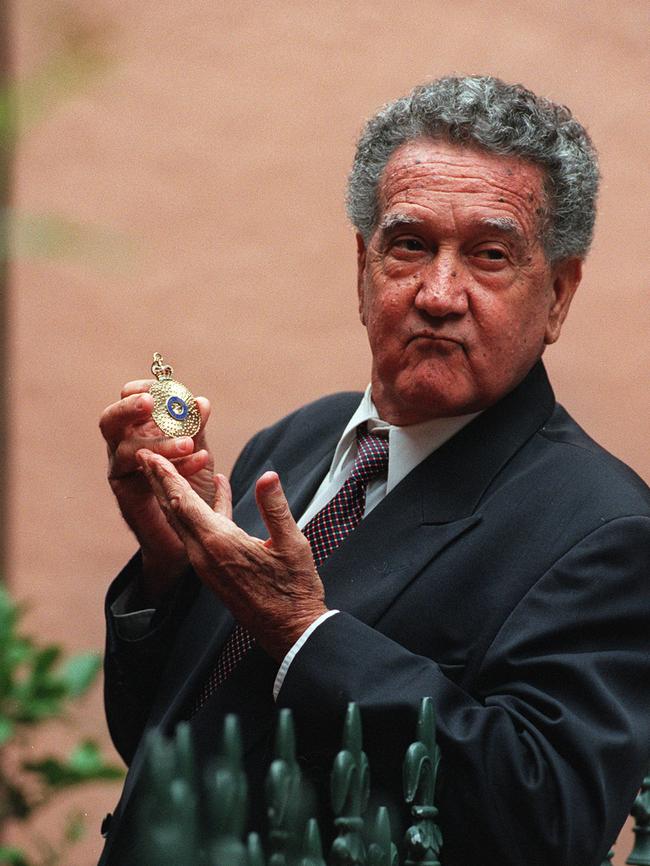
408, 333, 462, 347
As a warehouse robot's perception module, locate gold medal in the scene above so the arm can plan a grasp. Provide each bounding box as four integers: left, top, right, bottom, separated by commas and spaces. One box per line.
149, 352, 201, 438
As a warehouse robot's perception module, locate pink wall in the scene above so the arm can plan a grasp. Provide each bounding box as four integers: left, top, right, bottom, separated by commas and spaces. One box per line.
8, 1, 648, 861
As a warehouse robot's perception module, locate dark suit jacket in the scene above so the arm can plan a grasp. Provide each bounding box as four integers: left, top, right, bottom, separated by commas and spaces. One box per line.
100, 362, 650, 866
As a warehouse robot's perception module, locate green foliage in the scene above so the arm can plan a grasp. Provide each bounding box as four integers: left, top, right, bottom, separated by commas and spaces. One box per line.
24, 740, 124, 788
0, 846, 31, 866
0, 583, 123, 866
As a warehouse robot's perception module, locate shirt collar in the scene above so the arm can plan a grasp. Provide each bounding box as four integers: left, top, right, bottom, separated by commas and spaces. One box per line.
329, 385, 481, 493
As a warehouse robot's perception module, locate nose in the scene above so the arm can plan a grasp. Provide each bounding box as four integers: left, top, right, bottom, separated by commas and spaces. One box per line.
414, 254, 469, 318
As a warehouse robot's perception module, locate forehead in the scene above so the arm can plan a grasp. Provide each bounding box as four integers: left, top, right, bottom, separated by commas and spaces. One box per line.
376, 138, 546, 238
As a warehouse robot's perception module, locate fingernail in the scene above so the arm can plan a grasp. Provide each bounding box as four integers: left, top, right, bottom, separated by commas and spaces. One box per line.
177, 437, 192, 453
135, 397, 145, 411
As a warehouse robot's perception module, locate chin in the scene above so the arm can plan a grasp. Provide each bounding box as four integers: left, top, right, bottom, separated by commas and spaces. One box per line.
373, 361, 494, 423
382, 383, 482, 424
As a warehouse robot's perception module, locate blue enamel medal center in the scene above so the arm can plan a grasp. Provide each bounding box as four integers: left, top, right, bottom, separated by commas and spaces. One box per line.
166, 395, 189, 420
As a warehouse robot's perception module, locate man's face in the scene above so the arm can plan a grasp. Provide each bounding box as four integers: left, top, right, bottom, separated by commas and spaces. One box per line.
357, 139, 581, 425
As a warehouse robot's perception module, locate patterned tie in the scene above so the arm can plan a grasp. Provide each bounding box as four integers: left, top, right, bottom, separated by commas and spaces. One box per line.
190, 425, 389, 714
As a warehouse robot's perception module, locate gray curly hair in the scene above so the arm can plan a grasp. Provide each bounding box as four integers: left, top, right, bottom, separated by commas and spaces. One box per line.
346, 76, 599, 263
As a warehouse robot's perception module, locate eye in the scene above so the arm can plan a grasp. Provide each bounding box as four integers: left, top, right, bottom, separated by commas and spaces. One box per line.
470, 245, 511, 269
390, 236, 427, 254
398, 237, 424, 250
474, 247, 506, 260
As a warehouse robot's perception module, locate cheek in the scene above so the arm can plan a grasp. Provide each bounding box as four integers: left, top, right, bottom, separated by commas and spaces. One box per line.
474, 282, 547, 339
366, 298, 405, 344
470, 295, 550, 378
368, 280, 414, 320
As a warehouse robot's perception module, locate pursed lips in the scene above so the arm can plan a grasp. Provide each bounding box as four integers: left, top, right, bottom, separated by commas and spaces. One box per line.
407, 332, 463, 347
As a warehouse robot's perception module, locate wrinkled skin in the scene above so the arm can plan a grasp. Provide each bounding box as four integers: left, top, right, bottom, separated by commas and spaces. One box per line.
356, 138, 582, 425
136, 452, 327, 659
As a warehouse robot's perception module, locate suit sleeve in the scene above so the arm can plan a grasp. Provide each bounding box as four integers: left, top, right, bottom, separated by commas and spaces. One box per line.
277, 515, 650, 866
103, 431, 264, 764
103, 554, 201, 763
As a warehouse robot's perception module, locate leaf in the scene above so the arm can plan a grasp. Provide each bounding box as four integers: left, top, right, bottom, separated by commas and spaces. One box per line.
69, 740, 104, 775
68, 740, 123, 780
59, 652, 100, 697
0, 715, 14, 744
0, 846, 31, 866
23, 740, 124, 788
11, 694, 66, 724
31, 646, 61, 678
2, 635, 32, 664
21, 756, 73, 788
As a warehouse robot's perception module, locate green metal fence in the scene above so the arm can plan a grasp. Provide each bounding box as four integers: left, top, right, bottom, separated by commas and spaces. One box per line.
133, 699, 648, 866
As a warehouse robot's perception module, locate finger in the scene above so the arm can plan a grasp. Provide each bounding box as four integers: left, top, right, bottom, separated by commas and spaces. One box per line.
136, 449, 210, 542
173, 449, 212, 478
121, 380, 156, 398
195, 396, 211, 426
192, 396, 211, 446
100, 392, 155, 449
213, 474, 233, 519
136, 449, 215, 535
255, 472, 302, 550
135, 449, 188, 537
111, 434, 195, 479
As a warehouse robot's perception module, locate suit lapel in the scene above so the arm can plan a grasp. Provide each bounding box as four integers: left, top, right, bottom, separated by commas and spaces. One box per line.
232, 436, 339, 538
318, 487, 481, 625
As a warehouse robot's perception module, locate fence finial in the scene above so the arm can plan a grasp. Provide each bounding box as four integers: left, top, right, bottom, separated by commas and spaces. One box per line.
367, 806, 398, 866
627, 770, 650, 865
267, 708, 307, 866
403, 698, 443, 866
203, 713, 249, 866
330, 702, 370, 865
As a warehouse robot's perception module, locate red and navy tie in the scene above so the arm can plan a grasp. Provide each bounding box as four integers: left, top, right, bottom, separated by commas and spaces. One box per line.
190, 425, 389, 714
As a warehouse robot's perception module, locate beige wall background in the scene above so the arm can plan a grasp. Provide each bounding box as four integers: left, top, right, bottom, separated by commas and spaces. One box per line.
7, 0, 648, 862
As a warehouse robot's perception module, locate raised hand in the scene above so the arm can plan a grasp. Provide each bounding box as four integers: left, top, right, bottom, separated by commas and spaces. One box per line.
100, 380, 214, 602
136, 449, 329, 661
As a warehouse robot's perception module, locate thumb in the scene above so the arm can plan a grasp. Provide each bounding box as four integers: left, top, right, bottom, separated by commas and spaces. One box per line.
255, 471, 301, 549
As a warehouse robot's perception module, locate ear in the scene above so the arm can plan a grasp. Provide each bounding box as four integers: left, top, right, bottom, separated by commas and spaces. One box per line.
356, 232, 368, 324
544, 258, 582, 345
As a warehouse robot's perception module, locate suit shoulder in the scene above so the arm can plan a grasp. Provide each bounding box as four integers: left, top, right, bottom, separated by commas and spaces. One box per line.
230, 392, 362, 485
534, 404, 650, 515
258, 391, 363, 443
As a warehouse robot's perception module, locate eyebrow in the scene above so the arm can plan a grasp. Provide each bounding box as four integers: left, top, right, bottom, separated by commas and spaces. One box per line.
380, 213, 524, 235
379, 212, 422, 232
478, 217, 524, 239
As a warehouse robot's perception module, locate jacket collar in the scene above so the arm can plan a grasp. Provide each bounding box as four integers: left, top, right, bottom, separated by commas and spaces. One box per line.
315, 360, 556, 619
416, 359, 555, 524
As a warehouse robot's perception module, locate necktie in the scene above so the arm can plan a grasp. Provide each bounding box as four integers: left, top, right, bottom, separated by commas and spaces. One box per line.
190, 425, 389, 714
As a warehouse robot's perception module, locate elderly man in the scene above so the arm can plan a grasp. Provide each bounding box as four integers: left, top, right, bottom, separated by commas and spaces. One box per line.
99, 76, 650, 866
